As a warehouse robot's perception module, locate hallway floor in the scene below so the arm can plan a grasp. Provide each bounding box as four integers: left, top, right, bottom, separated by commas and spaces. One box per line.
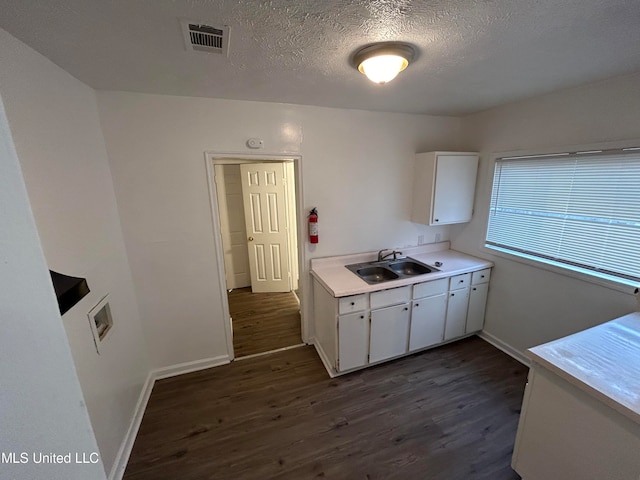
228, 287, 302, 357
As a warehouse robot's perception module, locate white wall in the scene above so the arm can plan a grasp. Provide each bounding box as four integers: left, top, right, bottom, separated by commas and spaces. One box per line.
0, 28, 150, 477
0, 97, 105, 478
96, 91, 461, 368
452, 73, 640, 357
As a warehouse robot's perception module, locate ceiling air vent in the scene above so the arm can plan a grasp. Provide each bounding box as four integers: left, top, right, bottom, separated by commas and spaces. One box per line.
181, 20, 230, 56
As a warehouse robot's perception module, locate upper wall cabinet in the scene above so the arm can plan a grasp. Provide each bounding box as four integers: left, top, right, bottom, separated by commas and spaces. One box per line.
411, 151, 479, 226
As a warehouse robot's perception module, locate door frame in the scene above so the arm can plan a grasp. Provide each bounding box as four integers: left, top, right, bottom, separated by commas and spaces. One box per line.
205, 152, 306, 361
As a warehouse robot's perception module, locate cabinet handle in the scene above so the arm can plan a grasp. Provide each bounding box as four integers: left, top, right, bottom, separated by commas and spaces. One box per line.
459, 280, 464, 283
451, 293, 455, 297
351, 302, 355, 306
481, 275, 485, 278
472, 288, 476, 291
360, 315, 364, 319
434, 218, 439, 222
415, 303, 419, 307
404, 307, 408, 311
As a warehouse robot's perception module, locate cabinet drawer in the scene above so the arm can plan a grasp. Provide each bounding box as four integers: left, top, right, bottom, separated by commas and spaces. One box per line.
472, 268, 491, 285
338, 294, 368, 314
413, 277, 448, 299
370, 285, 411, 309
449, 273, 471, 290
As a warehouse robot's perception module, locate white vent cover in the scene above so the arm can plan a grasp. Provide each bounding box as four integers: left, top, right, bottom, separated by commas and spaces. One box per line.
181, 19, 230, 56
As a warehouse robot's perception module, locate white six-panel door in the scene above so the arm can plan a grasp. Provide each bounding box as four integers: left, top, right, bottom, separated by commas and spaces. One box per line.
240, 163, 290, 293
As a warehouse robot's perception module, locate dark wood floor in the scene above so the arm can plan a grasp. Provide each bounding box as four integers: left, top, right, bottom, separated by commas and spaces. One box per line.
124, 337, 527, 480
228, 287, 302, 357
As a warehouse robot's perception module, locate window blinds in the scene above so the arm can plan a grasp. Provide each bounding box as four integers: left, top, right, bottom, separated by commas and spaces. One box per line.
486, 150, 640, 283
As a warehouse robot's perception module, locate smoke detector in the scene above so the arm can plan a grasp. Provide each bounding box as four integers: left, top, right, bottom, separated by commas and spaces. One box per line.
181, 19, 230, 56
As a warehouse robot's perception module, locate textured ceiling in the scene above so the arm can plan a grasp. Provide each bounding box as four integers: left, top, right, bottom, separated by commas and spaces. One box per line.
1, 0, 640, 115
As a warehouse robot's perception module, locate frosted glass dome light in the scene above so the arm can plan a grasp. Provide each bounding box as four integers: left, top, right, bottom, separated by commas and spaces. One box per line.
358, 54, 409, 84
352, 42, 416, 84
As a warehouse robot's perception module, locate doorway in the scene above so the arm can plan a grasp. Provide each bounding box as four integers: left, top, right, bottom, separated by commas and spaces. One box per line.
208, 156, 304, 359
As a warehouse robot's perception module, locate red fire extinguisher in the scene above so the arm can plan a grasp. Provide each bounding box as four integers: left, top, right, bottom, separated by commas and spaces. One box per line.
308, 208, 319, 244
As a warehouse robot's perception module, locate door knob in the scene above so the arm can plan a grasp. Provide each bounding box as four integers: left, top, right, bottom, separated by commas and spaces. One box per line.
248, 236, 254, 242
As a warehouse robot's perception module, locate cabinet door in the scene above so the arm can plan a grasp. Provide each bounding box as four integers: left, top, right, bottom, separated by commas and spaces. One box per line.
409, 294, 447, 351
466, 283, 488, 333
338, 312, 369, 371
444, 287, 470, 340
370, 304, 410, 363
432, 154, 478, 225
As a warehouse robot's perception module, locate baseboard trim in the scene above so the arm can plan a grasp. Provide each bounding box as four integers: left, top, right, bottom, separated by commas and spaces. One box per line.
108, 371, 154, 480
108, 354, 230, 480
478, 331, 530, 367
154, 354, 231, 380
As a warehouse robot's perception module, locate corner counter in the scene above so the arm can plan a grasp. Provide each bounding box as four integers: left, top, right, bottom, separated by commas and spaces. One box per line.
512, 312, 640, 480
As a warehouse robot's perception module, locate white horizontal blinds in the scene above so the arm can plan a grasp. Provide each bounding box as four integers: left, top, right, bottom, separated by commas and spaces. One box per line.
486, 151, 640, 282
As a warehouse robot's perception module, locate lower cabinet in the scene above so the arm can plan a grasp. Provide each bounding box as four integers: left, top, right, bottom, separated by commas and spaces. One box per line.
338, 311, 369, 371
409, 293, 447, 351
370, 303, 411, 363
444, 287, 470, 340
466, 283, 489, 333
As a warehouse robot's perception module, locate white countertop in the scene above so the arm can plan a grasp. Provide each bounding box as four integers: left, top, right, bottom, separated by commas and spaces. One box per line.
310, 242, 493, 297
529, 311, 640, 425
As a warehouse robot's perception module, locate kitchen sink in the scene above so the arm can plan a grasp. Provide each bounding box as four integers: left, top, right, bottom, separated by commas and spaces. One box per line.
355, 266, 399, 283
387, 260, 432, 276
346, 257, 439, 285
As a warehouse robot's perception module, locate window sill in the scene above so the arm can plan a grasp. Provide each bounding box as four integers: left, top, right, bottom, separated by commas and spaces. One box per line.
483, 244, 640, 296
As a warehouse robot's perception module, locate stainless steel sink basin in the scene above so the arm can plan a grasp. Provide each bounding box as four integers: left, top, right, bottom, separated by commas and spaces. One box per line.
346, 257, 439, 285
356, 266, 399, 283
387, 261, 433, 276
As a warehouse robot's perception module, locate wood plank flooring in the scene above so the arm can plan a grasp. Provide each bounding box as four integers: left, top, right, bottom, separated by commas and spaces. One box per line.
228, 287, 302, 357
124, 337, 527, 480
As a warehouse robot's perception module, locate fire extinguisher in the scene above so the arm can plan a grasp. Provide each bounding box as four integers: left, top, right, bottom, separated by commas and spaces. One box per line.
308, 208, 319, 244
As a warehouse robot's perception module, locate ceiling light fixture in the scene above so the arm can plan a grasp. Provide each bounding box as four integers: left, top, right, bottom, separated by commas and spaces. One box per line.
352, 42, 416, 84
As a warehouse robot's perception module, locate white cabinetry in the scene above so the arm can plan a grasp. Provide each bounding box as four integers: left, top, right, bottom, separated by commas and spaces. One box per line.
370, 303, 411, 363
370, 285, 411, 309
409, 278, 448, 351
312, 265, 492, 377
466, 283, 489, 333
338, 311, 369, 371
466, 268, 491, 333
444, 273, 470, 340
411, 151, 479, 226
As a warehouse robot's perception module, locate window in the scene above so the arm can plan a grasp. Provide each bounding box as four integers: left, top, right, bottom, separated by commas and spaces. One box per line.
485, 148, 640, 285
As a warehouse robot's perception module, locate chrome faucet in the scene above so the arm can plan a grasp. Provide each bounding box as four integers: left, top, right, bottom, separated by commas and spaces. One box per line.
378, 249, 403, 261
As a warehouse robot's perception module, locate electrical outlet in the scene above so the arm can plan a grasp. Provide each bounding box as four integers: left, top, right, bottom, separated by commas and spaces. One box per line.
418, 235, 425, 245
435, 233, 442, 243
